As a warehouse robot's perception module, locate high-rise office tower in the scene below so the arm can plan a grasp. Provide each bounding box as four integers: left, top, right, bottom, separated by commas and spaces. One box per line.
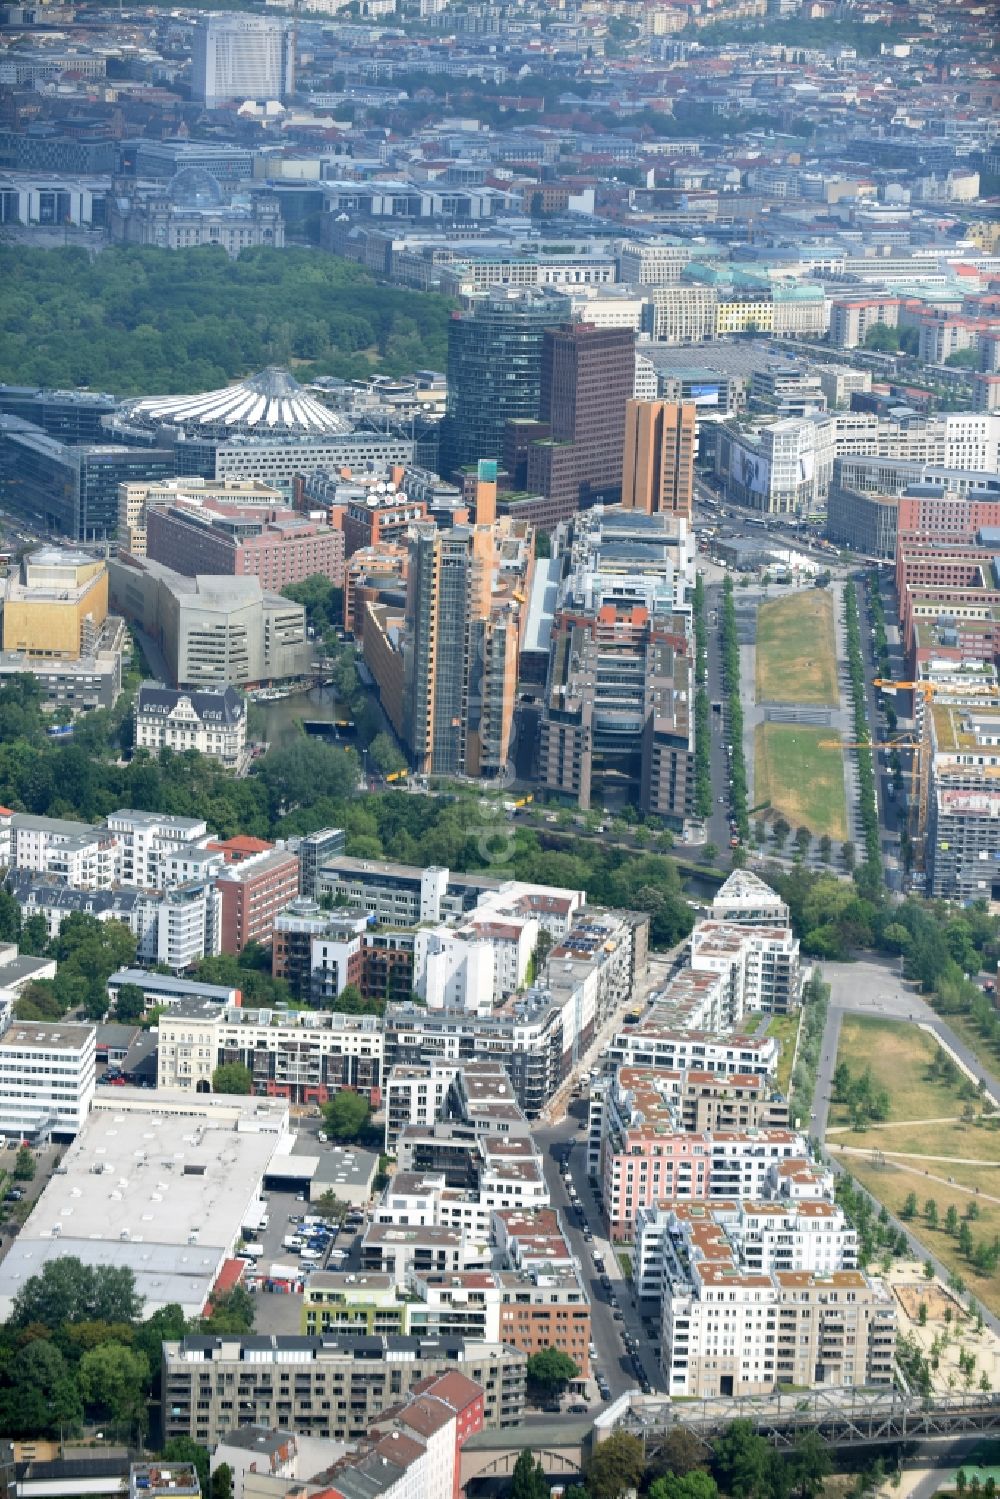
192, 14, 294, 110
521, 323, 635, 526
438, 290, 569, 478
401, 514, 527, 778
622, 400, 696, 519
403, 523, 492, 777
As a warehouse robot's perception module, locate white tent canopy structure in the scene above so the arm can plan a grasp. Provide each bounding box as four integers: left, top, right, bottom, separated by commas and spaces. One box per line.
119, 367, 352, 440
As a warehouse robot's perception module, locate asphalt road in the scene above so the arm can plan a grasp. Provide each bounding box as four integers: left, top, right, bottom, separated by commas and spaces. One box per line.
703, 579, 738, 856
535, 1108, 662, 1402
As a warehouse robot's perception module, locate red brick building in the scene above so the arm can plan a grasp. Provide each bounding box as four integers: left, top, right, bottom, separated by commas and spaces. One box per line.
216, 848, 300, 955
205, 834, 275, 864
146, 496, 345, 589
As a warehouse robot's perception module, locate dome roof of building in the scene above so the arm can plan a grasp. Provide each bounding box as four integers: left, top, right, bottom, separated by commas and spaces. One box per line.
119, 367, 352, 438
168, 167, 225, 209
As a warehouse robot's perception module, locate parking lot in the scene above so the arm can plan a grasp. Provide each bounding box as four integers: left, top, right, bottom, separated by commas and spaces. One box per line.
0, 1140, 64, 1267
247, 1185, 367, 1335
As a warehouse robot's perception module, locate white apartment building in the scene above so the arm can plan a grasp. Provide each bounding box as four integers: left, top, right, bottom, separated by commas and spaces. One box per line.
690, 923, 801, 1018
105, 810, 209, 888
135, 684, 248, 770
815, 365, 872, 410
617, 241, 693, 285
635, 353, 659, 401
718, 409, 1000, 516
192, 13, 293, 108
413, 911, 537, 1012
635, 1193, 856, 1299
9, 813, 105, 878
375, 1154, 549, 1246
567, 293, 647, 330
663, 1264, 895, 1398
829, 296, 900, 348
41, 831, 121, 890
161, 847, 224, 888
414, 931, 496, 1014
157, 998, 383, 1100
156, 881, 221, 971
649, 285, 718, 343
0, 1021, 95, 1140
607, 1022, 779, 1077
9, 874, 219, 970
709, 870, 790, 926
656, 1199, 895, 1398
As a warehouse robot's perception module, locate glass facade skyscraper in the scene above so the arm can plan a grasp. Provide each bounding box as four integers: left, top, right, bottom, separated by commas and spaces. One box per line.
438, 289, 569, 478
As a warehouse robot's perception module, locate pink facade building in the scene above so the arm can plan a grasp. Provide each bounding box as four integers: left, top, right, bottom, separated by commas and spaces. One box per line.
146, 497, 345, 588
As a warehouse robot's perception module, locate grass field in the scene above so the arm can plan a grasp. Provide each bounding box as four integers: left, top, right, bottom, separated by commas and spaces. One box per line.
830, 1018, 975, 1127
935, 1008, 1000, 1085
766, 1012, 800, 1096
756, 590, 839, 707
754, 723, 848, 839
829, 1017, 1000, 1315
846, 1158, 1000, 1316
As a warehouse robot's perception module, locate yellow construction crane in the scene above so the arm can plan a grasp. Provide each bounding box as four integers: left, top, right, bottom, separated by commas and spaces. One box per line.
824, 715, 930, 853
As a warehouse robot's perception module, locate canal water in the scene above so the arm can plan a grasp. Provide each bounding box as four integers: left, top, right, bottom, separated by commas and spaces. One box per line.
256, 683, 341, 750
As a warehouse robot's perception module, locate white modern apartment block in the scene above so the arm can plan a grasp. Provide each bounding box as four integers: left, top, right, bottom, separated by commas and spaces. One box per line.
156, 882, 222, 971
192, 13, 294, 109
7, 813, 122, 890
607, 1021, 779, 1078
0, 1021, 96, 1140
413, 909, 538, 1011
635, 1189, 856, 1300
689, 922, 801, 1018
105, 810, 209, 888
9, 874, 220, 971
413, 930, 497, 1014
157, 998, 383, 1100
9, 813, 105, 878
617, 240, 693, 285
708, 870, 791, 927
384, 1060, 458, 1149
653, 1199, 895, 1397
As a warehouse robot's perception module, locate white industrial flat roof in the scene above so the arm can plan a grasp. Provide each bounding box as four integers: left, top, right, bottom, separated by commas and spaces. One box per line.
0, 1091, 290, 1318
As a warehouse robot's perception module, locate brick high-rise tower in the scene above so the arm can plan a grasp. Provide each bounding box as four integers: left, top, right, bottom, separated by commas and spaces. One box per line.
520, 323, 636, 526
622, 399, 696, 519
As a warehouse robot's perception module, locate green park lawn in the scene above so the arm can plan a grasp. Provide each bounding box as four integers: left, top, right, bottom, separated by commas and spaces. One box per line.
829, 1017, 1000, 1314
756, 590, 839, 707
766, 1012, 800, 1096
754, 723, 848, 840
830, 1017, 972, 1127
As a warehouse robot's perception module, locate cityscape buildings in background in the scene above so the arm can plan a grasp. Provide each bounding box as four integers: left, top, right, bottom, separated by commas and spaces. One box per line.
191, 13, 294, 110
0, 0, 997, 1486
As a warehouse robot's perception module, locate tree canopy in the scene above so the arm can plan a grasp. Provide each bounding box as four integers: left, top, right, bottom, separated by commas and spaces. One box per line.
11, 1258, 143, 1329
0, 245, 453, 395
510, 1449, 549, 1499
584, 1430, 645, 1499
323, 1090, 371, 1142
212, 1063, 252, 1095
525, 1347, 579, 1397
